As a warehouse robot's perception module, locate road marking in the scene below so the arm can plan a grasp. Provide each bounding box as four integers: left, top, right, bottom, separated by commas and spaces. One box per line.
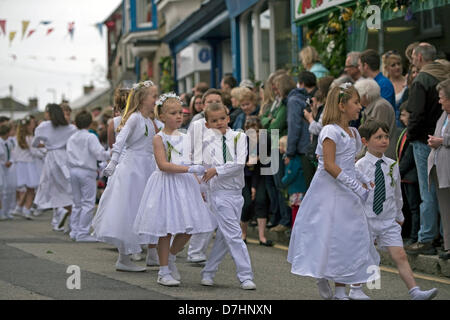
247, 238, 450, 285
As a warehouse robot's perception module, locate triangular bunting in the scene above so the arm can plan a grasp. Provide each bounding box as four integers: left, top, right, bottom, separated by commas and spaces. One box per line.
0, 20, 6, 36
46, 28, 54, 35
9, 31, 16, 46
68, 22, 75, 40
96, 22, 103, 38
22, 20, 30, 39
27, 29, 35, 38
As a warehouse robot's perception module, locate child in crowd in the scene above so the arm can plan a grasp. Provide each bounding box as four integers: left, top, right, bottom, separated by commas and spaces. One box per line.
133, 93, 215, 287
32, 104, 77, 231
240, 116, 272, 246
200, 103, 256, 290
2, 122, 17, 219
287, 83, 379, 300
279, 136, 307, 228
67, 111, 111, 242
397, 103, 421, 245
351, 119, 438, 300
13, 117, 41, 220
92, 80, 159, 272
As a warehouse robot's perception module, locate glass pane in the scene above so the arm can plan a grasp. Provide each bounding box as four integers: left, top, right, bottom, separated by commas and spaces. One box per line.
260, 8, 270, 81
273, 0, 292, 70
247, 14, 254, 79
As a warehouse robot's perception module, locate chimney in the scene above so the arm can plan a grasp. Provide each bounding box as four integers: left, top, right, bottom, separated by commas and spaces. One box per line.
83, 84, 94, 95
28, 98, 38, 109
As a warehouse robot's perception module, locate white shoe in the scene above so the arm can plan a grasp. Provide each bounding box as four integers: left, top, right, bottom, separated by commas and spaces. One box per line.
349, 286, 371, 300
14, 206, 23, 216
409, 287, 438, 300
130, 253, 142, 261
201, 278, 214, 286
52, 226, 65, 232
333, 295, 350, 300
187, 255, 207, 263
157, 273, 180, 287
115, 261, 147, 272
240, 279, 256, 290
76, 235, 98, 243
32, 209, 43, 217
316, 278, 333, 300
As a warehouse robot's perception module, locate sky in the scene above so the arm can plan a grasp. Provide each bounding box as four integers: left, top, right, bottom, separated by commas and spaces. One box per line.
0, 0, 122, 111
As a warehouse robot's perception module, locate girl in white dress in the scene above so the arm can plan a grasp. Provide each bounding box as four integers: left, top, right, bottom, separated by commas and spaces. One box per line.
92, 80, 159, 272
287, 83, 380, 300
13, 117, 41, 219
133, 93, 215, 287
32, 104, 77, 230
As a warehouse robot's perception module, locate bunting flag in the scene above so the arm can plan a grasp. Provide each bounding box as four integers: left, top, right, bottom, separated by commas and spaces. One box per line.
46, 27, 54, 36
68, 22, 75, 40
40, 21, 52, 25
96, 22, 103, 38
0, 20, 5, 36
9, 31, 16, 46
10, 54, 17, 61
27, 29, 35, 38
21, 20, 30, 39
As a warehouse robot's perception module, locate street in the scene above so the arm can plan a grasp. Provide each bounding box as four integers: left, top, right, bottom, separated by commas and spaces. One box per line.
0, 210, 449, 301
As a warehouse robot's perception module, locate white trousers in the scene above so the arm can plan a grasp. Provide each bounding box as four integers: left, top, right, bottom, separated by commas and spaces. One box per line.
69, 168, 97, 240
202, 191, 253, 283
188, 232, 214, 259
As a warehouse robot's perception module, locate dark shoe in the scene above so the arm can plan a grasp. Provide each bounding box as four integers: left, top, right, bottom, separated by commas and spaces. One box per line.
243, 238, 247, 244
405, 242, 437, 255
270, 224, 289, 233
403, 238, 417, 247
438, 251, 450, 260
259, 240, 274, 247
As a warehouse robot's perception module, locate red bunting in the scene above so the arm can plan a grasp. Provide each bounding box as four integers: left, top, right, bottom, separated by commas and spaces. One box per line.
46, 28, 54, 35
0, 20, 5, 36
27, 29, 35, 38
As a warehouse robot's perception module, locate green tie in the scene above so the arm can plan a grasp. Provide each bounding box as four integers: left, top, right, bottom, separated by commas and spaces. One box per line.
5, 143, 10, 162
222, 136, 232, 163
373, 159, 386, 215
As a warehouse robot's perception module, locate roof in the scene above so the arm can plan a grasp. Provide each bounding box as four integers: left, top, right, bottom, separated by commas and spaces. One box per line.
70, 86, 112, 110
0, 97, 29, 111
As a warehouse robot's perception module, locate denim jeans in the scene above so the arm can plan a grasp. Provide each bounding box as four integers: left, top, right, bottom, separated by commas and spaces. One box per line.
411, 141, 439, 243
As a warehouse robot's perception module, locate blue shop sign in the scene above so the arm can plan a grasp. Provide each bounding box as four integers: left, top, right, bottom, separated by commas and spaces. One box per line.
198, 48, 211, 63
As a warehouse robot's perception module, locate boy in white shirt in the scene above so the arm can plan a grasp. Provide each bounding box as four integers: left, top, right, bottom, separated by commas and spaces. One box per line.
199, 103, 256, 290
67, 111, 110, 242
352, 119, 438, 300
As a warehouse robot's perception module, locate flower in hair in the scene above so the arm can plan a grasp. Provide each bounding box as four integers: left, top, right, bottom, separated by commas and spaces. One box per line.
132, 80, 154, 90
339, 82, 353, 90
155, 92, 181, 107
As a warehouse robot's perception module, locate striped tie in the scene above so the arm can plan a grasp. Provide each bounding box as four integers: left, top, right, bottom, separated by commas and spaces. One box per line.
222, 135, 231, 163
373, 159, 386, 215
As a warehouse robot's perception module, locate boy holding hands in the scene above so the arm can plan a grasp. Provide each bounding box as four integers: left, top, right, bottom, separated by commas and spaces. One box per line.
200, 103, 256, 290
352, 119, 438, 300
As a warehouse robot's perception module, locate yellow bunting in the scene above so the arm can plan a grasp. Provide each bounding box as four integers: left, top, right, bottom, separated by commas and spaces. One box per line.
21, 20, 30, 39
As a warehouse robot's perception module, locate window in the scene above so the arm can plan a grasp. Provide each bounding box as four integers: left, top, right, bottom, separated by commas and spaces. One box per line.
420, 8, 442, 36
259, 7, 270, 81
273, 0, 292, 70
137, 0, 153, 28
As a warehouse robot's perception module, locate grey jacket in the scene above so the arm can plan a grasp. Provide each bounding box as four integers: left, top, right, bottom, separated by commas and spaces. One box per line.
286, 88, 310, 157
428, 111, 450, 189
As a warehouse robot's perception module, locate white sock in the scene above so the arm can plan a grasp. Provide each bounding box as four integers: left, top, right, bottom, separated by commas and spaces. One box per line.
334, 286, 347, 298
118, 253, 131, 264
22, 208, 31, 216
159, 265, 170, 276
168, 253, 176, 263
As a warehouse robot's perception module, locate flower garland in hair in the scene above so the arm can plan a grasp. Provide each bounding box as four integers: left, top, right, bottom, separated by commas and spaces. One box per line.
155, 92, 182, 108
132, 80, 154, 91
338, 82, 353, 102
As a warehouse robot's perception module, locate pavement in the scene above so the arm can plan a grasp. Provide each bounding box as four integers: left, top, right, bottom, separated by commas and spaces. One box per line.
250, 225, 450, 278
1, 210, 449, 300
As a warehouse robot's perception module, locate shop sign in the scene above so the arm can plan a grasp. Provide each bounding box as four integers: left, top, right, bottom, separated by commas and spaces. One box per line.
294, 0, 352, 21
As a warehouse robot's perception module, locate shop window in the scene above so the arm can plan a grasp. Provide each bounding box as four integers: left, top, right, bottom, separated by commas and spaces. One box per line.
260, 7, 270, 81
420, 8, 442, 37
137, 0, 153, 28
247, 14, 255, 79
273, 0, 292, 71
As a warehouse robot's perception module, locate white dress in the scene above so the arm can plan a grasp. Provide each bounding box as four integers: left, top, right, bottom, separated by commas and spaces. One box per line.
14, 136, 41, 189
32, 121, 77, 208
133, 131, 216, 238
287, 124, 380, 284
92, 112, 157, 255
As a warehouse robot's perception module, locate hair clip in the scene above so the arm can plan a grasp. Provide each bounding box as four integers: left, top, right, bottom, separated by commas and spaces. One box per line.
339, 82, 353, 90
155, 92, 181, 107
